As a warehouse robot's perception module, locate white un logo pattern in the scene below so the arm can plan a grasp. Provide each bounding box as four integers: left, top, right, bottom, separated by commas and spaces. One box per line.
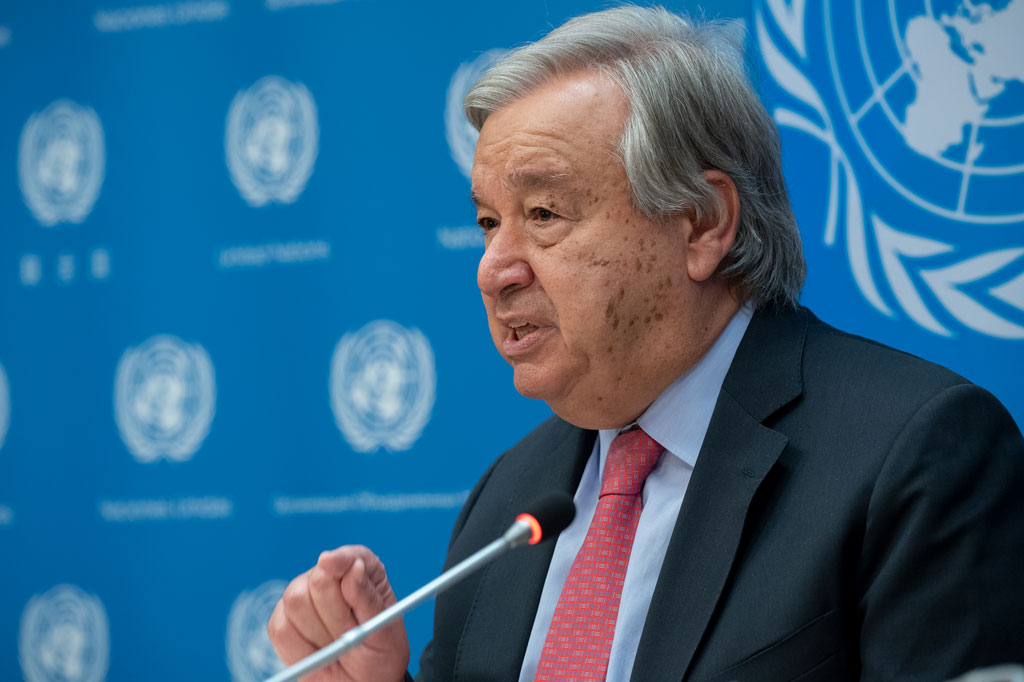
114, 334, 216, 463
19, 584, 110, 682
18, 100, 105, 227
757, 0, 1024, 339
226, 580, 287, 682
330, 320, 435, 453
445, 49, 507, 180
225, 75, 319, 207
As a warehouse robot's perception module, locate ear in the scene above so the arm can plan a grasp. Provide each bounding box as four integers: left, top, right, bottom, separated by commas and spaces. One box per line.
685, 170, 739, 283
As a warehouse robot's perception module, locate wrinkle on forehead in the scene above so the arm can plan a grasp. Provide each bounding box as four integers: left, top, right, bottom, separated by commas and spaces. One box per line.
504, 169, 571, 192
471, 71, 629, 204
471, 154, 577, 206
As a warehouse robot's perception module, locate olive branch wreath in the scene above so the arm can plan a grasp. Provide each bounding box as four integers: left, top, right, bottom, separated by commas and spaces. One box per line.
756, 0, 1024, 339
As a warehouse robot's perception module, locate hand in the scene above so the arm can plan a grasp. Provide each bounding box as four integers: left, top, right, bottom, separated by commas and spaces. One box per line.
268, 545, 410, 682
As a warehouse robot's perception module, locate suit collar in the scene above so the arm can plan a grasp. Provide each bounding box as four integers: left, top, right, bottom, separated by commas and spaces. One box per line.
721, 303, 808, 422
630, 304, 807, 681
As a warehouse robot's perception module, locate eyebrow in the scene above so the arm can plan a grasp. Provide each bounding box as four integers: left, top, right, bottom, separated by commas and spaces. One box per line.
471, 170, 574, 207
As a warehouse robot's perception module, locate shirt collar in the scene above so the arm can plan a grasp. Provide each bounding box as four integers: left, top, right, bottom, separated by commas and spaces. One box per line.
597, 303, 754, 473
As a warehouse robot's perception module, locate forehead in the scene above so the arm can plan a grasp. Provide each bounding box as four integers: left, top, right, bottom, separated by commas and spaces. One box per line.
471, 72, 628, 193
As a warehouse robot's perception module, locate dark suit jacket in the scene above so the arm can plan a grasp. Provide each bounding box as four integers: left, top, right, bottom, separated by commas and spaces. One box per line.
415, 306, 1024, 682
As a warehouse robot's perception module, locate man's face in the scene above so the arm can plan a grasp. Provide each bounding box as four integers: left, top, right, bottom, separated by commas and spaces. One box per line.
472, 71, 731, 429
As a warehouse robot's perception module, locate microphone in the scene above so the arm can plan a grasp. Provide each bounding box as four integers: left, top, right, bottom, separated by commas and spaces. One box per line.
264, 491, 576, 682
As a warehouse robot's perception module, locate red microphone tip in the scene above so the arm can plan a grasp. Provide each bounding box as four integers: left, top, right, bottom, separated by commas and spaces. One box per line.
516, 513, 543, 545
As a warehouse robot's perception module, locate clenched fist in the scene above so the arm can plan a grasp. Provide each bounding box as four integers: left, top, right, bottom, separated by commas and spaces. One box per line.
268, 545, 410, 682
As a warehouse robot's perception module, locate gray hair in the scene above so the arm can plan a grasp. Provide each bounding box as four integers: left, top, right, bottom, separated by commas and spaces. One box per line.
464, 5, 805, 308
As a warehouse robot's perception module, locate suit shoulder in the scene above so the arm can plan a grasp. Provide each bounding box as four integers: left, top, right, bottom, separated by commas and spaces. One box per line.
801, 311, 969, 397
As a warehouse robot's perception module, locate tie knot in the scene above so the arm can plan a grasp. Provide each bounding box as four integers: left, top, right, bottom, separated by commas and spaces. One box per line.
600, 427, 664, 497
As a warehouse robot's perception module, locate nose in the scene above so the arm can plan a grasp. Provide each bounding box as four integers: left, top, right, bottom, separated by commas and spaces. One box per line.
477, 224, 534, 299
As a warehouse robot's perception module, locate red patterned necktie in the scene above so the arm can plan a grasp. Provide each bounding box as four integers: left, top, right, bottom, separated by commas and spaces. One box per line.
534, 427, 665, 681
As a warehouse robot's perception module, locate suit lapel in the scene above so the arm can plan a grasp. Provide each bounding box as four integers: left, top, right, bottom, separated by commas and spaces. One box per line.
630, 306, 808, 682
453, 423, 596, 682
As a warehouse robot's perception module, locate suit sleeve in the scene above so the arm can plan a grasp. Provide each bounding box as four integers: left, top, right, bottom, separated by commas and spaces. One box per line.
858, 383, 1024, 681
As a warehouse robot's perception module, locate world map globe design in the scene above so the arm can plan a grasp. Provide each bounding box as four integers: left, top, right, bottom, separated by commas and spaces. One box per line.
825, 0, 1024, 224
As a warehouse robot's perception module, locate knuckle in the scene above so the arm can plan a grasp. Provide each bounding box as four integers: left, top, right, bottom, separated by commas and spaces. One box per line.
282, 579, 307, 613
267, 605, 285, 639
308, 566, 332, 592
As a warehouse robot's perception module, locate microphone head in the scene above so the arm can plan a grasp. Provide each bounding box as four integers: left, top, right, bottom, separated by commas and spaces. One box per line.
516, 491, 576, 545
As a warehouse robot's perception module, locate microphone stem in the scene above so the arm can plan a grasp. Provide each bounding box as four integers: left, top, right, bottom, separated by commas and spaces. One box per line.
264, 520, 531, 682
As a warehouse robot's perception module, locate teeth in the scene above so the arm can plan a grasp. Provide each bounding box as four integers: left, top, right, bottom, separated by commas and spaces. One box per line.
507, 320, 537, 341
513, 323, 536, 340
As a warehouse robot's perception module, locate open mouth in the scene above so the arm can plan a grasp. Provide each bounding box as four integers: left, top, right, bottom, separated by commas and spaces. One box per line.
510, 323, 539, 340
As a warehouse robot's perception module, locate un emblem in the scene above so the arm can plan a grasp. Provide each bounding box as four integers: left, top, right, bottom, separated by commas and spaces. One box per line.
445, 49, 508, 179
18, 100, 105, 227
226, 75, 319, 207
0, 362, 8, 452
226, 580, 287, 682
756, 0, 1024, 338
114, 334, 216, 463
19, 584, 109, 682
330, 320, 436, 453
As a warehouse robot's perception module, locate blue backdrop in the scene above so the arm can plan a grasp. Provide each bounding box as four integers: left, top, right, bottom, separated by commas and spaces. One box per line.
1, 1, 1020, 681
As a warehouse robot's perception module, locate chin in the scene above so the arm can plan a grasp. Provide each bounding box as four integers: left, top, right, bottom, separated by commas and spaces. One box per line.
512, 367, 570, 403
512, 377, 552, 401
514, 374, 611, 429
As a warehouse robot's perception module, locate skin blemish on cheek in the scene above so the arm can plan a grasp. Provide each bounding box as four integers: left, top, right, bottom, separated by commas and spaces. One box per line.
635, 258, 642, 272
605, 299, 615, 320
613, 315, 620, 330
654, 312, 664, 321
617, 286, 625, 301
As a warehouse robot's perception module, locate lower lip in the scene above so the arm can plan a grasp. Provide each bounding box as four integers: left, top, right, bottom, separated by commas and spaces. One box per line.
503, 326, 550, 356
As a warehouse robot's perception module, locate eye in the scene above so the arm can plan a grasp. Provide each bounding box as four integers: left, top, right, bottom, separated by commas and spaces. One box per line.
477, 216, 499, 231
532, 207, 557, 222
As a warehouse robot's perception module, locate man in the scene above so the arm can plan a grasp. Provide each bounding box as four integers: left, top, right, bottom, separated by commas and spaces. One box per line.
268, 7, 1024, 681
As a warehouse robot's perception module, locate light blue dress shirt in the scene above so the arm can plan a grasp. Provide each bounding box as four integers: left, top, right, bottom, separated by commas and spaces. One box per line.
518, 304, 753, 681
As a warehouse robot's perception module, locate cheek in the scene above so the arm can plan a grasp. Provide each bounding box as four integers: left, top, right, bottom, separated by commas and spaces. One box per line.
595, 264, 670, 352
560, 251, 636, 346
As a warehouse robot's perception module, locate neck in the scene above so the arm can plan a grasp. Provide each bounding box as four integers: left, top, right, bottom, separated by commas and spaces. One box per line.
557, 286, 742, 430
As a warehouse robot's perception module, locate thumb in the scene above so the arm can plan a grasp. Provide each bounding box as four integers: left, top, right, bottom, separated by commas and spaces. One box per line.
340, 557, 397, 625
